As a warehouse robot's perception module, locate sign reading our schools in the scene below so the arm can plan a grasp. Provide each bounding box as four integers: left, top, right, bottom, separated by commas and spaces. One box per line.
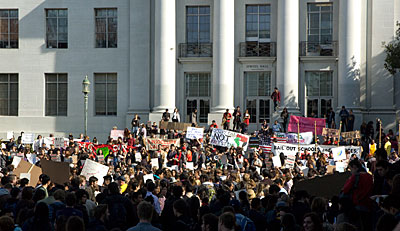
210, 129, 250, 151
272, 143, 361, 158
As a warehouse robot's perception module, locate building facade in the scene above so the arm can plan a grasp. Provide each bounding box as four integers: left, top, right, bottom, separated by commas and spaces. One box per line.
0, 0, 399, 141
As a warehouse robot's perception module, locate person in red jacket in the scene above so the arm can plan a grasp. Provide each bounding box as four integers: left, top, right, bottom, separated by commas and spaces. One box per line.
342, 159, 373, 231
271, 87, 281, 112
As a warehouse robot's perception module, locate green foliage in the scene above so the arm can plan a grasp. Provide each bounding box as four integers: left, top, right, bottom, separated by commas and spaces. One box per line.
384, 27, 400, 75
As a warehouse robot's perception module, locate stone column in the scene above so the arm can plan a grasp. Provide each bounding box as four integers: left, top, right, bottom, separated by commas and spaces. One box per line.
152, 0, 176, 113
338, 0, 361, 109
276, 0, 299, 112
208, 0, 235, 125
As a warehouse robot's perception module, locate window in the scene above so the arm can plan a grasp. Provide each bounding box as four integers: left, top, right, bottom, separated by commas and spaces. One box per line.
0, 74, 18, 116
95, 73, 117, 115
0, 10, 18, 48
305, 71, 333, 118
244, 72, 271, 123
185, 73, 211, 123
95, 8, 117, 48
307, 3, 332, 44
186, 6, 210, 44
45, 74, 67, 116
46, 9, 68, 48
246, 5, 270, 42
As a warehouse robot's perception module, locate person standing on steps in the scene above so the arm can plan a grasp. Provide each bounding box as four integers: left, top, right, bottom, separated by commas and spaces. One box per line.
280, 107, 289, 133
233, 106, 241, 132
172, 108, 180, 122
271, 87, 281, 112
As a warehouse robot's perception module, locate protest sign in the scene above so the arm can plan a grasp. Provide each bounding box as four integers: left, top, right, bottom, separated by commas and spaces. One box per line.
285, 154, 296, 168
327, 165, 336, 174
151, 158, 159, 169
286, 132, 313, 145
300, 166, 309, 176
20, 173, 31, 181
272, 156, 281, 168
54, 138, 66, 148
186, 162, 194, 170
13, 160, 42, 187
288, 116, 325, 135
272, 143, 320, 157
341, 131, 361, 140
159, 121, 192, 131
294, 172, 351, 198
11, 156, 22, 168
135, 152, 142, 162
21, 133, 35, 144
110, 130, 124, 140
332, 147, 346, 161
26, 154, 37, 165
336, 162, 347, 173
186, 127, 204, 140
143, 174, 154, 183
146, 138, 180, 151
322, 128, 340, 138
7, 131, 13, 140
210, 129, 250, 151
347, 146, 361, 158
41, 159, 70, 185
81, 159, 109, 185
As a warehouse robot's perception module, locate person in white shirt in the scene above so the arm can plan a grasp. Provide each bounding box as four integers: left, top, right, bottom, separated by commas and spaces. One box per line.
172, 108, 180, 122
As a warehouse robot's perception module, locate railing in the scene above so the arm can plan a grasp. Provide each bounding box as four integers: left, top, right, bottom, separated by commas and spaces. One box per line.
178, 43, 212, 57
239, 42, 276, 57
300, 41, 338, 57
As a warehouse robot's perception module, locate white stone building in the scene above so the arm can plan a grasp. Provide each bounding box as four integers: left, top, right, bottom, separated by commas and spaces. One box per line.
0, 0, 399, 141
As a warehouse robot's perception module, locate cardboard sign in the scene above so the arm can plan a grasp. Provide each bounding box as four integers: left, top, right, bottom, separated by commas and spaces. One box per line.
322, 128, 340, 138
288, 115, 326, 135
294, 172, 351, 198
41, 159, 70, 185
7, 131, 13, 140
21, 133, 35, 144
332, 147, 346, 161
210, 129, 250, 151
159, 121, 192, 131
151, 158, 159, 169
341, 131, 361, 140
14, 160, 42, 187
80, 159, 109, 185
186, 127, 204, 140
110, 130, 124, 140
146, 138, 180, 151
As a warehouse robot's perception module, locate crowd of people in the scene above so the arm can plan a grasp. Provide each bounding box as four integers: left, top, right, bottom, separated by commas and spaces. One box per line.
0, 110, 399, 231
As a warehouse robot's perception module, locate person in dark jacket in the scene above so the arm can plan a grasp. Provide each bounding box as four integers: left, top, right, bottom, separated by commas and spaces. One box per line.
87, 204, 108, 231
22, 202, 52, 231
161, 186, 183, 231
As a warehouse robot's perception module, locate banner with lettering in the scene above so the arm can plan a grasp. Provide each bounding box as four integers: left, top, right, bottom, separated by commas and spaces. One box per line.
146, 138, 180, 151
322, 128, 340, 138
286, 132, 314, 145
186, 127, 204, 139
288, 115, 326, 135
210, 129, 250, 151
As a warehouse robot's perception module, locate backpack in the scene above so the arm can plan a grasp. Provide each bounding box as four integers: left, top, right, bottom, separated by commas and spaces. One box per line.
236, 214, 256, 231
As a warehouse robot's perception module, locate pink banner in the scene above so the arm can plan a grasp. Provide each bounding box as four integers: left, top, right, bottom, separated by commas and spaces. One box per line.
288, 115, 326, 135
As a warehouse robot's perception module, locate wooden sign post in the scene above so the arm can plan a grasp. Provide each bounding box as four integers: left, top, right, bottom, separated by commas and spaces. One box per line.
338, 121, 342, 147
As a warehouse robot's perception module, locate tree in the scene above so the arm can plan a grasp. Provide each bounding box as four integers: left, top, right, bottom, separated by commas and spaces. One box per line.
384, 26, 400, 75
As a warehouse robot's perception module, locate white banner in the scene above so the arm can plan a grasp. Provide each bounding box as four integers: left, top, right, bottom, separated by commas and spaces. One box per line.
272, 143, 361, 159
210, 129, 250, 151
21, 133, 35, 144
286, 132, 313, 145
80, 159, 109, 185
186, 127, 204, 140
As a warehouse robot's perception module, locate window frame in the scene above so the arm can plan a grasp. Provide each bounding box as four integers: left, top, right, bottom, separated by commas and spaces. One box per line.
94, 73, 117, 116
244, 72, 272, 124
305, 71, 334, 118
186, 5, 211, 44
245, 4, 271, 43
45, 9, 68, 49
45, 73, 68, 116
306, 3, 333, 44
94, 8, 118, 48
0, 73, 18, 116
185, 72, 211, 123
0, 9, 18, 49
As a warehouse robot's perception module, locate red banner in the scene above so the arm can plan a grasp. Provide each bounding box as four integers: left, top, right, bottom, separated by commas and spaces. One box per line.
288, 115, 326, 135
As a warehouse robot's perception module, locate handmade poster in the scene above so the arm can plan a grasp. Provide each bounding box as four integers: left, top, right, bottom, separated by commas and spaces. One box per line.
80, 159, 109, 185
186, 162, 194, 170
41, 160, 70, 185
210, 129, 250, 151
21, 133, 35, 144
341, 131, 361, 140
20, 173, 31, 181
332, 147, 347, 161
288, 115, 326, 135
7, 131, 13, 140
151, 158, 159, 169
13, 160, 42, 187
146, 138, 180, 150
26, 154, 38, 165
186, 127, 204, 140
135, 152, 142, 162
110, 130, 124, 140
272, 156, 282, 168
159, 121, 193, 131
11, 156, 22, 168
335, 162, 347, 173
285, 154, 296, 168
322, 128, 340, 138
286, 132, 313, 145
54, 138, 66, 148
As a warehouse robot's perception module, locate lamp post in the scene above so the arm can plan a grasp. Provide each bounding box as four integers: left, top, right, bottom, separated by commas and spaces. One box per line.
82, 75, 90, 137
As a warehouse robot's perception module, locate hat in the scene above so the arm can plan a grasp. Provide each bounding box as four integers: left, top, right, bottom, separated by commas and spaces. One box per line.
170, 177, 177, 184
